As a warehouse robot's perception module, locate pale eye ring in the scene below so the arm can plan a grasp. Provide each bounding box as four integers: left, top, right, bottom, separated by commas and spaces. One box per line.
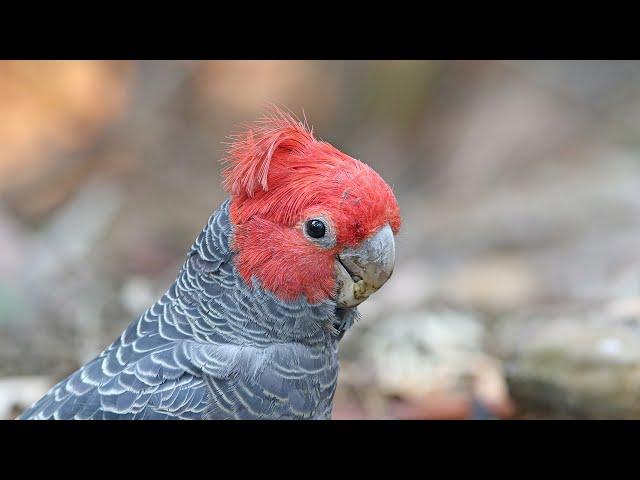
302, 216, 336, 248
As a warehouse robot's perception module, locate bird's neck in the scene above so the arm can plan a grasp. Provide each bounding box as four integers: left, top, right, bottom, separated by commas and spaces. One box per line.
170, 199, 353, 346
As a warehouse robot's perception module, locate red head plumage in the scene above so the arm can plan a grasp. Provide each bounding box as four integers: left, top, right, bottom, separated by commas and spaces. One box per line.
222, 107, 401, 304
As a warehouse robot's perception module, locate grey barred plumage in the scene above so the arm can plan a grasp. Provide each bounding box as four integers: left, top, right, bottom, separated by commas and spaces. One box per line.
19, 200, 357, 420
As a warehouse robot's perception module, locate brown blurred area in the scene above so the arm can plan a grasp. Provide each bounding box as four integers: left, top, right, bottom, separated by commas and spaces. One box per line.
1, 60, 640, 419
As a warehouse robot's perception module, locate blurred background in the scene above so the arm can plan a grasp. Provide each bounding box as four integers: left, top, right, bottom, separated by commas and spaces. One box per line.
1, 60, 640, 419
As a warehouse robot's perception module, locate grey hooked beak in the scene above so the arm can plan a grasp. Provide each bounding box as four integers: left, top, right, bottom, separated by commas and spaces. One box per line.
335, 224, 395, 308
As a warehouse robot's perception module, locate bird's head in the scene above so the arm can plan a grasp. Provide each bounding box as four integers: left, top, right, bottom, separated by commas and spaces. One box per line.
223, 108, 401, 307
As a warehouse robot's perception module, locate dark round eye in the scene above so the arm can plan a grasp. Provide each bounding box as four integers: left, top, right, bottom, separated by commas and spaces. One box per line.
305, 219, 326, 239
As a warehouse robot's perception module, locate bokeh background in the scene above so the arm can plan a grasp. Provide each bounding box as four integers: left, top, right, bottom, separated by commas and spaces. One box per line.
1, 60, 640, 419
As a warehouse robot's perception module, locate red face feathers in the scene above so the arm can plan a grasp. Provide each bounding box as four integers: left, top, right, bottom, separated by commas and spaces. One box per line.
222, 108, 401, 304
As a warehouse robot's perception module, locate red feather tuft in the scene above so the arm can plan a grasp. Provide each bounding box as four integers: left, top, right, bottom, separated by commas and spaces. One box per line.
222, 106, 315, 198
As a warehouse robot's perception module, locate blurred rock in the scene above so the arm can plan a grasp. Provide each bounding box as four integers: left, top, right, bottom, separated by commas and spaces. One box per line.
359, 309, 483, 398
341, 308, 514, 418
496, 306, 640, 418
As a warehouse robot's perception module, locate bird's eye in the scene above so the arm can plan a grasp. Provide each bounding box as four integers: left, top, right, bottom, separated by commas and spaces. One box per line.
305, 219, 326, 239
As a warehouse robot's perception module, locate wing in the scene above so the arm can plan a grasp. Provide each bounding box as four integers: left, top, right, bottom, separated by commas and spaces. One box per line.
200, 340, 339, 420
19, 199, 340, 420
19, 334, 337, 420
20, 201, 236, 420
18, 332, 210, 420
